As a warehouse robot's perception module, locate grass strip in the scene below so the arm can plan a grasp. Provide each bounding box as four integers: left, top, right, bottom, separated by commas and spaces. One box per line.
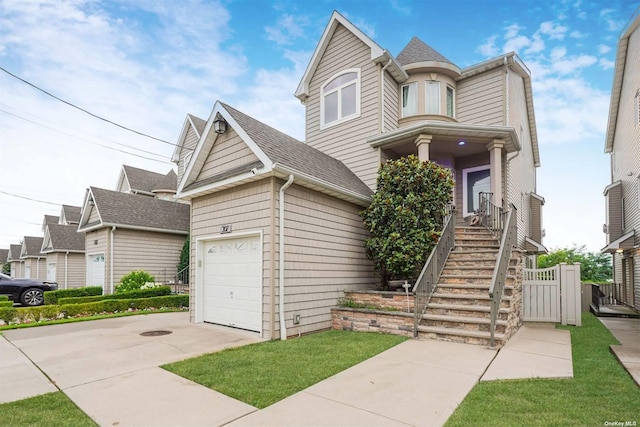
445, 313, 640, 426
163, 329, 406, 408
0, 392, 96, 427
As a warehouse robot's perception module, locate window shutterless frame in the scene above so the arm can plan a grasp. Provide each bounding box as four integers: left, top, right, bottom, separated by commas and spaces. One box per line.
320, 69, 361, 129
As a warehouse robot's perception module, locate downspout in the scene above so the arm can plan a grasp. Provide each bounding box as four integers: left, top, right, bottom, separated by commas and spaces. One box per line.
65, 251, 69, 289
379, 59, 392, 134
110, 226, 116, 294
279, 175, 294, 340
504, 56, 509, 126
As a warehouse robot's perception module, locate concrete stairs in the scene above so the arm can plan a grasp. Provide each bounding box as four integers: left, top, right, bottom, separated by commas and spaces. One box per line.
416, 226, 517, 347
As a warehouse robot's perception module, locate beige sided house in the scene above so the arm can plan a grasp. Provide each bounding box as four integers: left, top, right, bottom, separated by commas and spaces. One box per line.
0, 249, 8, 273
174, 11, 545, 340
60, 204, 82, 226
116, 164, 178, 201
77, 187, 189, 293
7, 244, 23, 278
41, 223, 86, 289
20, 236, 46, 279
602, 10, 640, 311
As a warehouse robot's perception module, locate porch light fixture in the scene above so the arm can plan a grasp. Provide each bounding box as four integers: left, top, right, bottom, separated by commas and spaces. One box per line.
213, 117, 227, 134
458, 141, 466, 146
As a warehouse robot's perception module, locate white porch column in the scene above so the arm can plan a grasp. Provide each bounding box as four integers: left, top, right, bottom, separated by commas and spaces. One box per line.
415, 134, 432, 162
487, 139, 504, 207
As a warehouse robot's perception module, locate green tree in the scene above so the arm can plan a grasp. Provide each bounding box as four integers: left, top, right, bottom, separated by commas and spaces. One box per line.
361, 155, 454, 287
177, 235, 189, 283
537, 245, 611, 283
2, 262, 9, 274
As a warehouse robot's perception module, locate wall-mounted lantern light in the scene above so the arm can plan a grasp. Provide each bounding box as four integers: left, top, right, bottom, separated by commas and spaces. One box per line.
213, 117, 227, 134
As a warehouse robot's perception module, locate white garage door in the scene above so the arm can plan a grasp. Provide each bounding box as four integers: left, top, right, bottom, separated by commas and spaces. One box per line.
88, 254, 105, 288
202, 235, 262, 332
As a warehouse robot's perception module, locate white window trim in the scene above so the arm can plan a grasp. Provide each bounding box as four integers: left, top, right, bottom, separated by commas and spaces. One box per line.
425, 80, 441, 115
462, 165, 491, 217
320, 68, 361, 129
446, 85, 455, 118
401, 82, 417, 118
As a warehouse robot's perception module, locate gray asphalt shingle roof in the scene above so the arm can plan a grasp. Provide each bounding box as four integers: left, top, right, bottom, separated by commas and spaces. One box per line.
153, 170, 178, 193
90, 187, 189, 233
222, 103, 373, 199
8, 245, 21, 261
123, 165, 177, 193
43, 215, 59, 226
22, 236, 44, 257
0, 249, 8, 264
188, 114, 207, 136
45, 224, 85, 252
396, 37, 456, 67
62, 205, 82, 224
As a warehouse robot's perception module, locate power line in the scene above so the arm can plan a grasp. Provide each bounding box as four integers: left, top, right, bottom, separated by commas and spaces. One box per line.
0, 103, 172, 159
0, 190, 62, 206
0, 66, 192, 151
0, 108, 173, 165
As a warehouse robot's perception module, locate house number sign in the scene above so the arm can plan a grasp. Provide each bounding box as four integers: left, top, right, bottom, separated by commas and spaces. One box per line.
220, 224, 232, 234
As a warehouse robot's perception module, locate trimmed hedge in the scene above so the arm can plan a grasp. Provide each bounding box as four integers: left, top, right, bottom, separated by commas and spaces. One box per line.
0, 295, 188, 326
44, 287, 103, 305
0, 295, 9, 301
58, 286, 171, 305
0, 301, 13, 308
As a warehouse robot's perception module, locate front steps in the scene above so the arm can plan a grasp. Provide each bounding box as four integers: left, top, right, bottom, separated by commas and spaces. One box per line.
416, 226, 520, 347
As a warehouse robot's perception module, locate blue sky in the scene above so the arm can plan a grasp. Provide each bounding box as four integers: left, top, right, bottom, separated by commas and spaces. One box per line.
0, 0, 638, 253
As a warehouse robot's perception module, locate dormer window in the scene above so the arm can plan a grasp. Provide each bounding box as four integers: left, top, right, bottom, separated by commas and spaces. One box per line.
401, 83, 417, 117
321, 69, 360, 128
425, 81, 440, 114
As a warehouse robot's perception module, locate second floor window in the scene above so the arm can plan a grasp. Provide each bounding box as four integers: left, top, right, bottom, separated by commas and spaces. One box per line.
425, 81, 440, 114
402, 83, 417, 117
446, 85, 455, 117
321, 69, 360, 128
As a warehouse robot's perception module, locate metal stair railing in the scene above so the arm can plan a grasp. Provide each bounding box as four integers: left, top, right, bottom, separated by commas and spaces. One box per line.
478, 192, 504, 239
170, 265, 189, 294
488, 203, 517, 348
412, 205, 456, 337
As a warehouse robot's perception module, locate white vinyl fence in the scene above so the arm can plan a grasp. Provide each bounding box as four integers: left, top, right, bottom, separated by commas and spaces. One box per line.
522, 263, 581, 326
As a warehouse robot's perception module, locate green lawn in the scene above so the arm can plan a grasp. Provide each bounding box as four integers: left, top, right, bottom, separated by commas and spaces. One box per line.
445, 313, 640, 427
0, 392, 96, 427
162, 329, 407, 408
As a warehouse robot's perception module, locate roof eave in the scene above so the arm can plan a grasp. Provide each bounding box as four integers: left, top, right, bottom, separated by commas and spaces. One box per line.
601, 230, 636, 253
78, 222, 188, 236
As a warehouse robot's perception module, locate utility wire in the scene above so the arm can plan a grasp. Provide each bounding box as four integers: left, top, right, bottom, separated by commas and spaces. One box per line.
0, 66, 193, 151
0, 103, 171, 159
0, 108, 173, 165
0, 190, 61, 206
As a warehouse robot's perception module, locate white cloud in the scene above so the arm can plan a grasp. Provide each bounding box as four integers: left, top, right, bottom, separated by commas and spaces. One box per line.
599, 58, 615, 69
265, 14, 308, 46
504, 23, 524, 39
600, 9, 625, 31
479, 35, 499, 57
550, 46, 567, 61
342, 13, 376, 39
569, 30, 585, 38
525, 34, 545, 54
552, 54, 597, 74
598, 44, 611, 54
539, 21, 568, 40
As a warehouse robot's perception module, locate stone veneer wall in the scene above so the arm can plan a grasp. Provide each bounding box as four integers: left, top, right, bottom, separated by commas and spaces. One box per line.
331, 308, 414, 337
503, 249, 524, 341
343, 290, 415, 312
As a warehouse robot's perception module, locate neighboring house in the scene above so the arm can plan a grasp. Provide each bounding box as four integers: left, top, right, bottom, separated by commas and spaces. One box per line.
77, 186, 189, 293
20, 236, 46, 279
602, 11, 640, 312
7, 244, 23, 278
174, 11, 544, 340
42, 215, 59, 233
41, 224, 86, 289
116, 164, 178, 201
60, 204, 82, 226
0, 249, 8, 274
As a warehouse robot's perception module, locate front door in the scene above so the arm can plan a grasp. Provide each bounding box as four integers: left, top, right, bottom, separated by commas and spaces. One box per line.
462, 165, 491, 217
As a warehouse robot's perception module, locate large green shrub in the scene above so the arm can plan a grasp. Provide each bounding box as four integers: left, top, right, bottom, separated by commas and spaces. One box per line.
177, 235, 189, 283
0, 301, 13, 308
361, 155, 454, 287
44, 287, 103, 305
116, 271, 155, 293
58, 286, 171, 305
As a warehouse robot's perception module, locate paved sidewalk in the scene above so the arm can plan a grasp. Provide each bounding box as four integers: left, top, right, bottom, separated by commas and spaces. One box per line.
599, 317, 640, 387
1, 314, 575, 427
482, 323, 573, 381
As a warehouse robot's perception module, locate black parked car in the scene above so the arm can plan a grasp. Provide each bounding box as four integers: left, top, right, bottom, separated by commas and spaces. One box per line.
0, 273, 58, 306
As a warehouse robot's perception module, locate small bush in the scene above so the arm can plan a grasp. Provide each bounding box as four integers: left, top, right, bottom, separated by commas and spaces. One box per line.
0, 295, 9, 301
0, 295, 188, 325
116, 271, 155, 294
44, 287, 103, 305
0, 301, 13, 308
58, 286, 171, 305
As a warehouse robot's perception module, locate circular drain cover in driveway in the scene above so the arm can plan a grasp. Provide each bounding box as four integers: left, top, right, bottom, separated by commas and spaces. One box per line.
140, 330, 173, 337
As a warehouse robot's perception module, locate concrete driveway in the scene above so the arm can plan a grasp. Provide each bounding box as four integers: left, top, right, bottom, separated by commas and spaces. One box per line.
1, 312, 262, 426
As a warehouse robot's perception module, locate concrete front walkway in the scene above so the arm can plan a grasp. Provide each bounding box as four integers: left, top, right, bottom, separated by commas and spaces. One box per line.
599, 317, 640, 387
1, 314, 575, 427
